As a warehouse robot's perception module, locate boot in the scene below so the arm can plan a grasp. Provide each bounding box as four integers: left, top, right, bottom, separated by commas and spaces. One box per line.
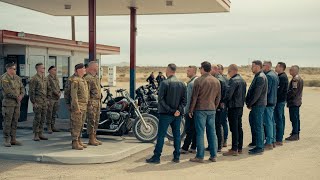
33, 133, 40, 141
78, 138, 87, 148
88, 134, 99, 146
3, 138, 11, 147
52, 125, 60, 132
94, 134, 102, 145
47, 125, 53, 134
72, 140, 84, 150
285, 134, 299, 141
39, 133, 48, 140
11, 136, 22, 146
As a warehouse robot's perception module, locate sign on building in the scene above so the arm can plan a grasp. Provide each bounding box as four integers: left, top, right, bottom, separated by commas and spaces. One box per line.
108, 66, 116, 87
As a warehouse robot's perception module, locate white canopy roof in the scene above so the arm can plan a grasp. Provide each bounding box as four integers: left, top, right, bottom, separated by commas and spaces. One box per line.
0, 0, 230, 16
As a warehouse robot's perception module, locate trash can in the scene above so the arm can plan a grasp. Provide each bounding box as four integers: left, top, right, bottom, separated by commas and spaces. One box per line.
19, 76, 29, 122
19, 95, 29, 122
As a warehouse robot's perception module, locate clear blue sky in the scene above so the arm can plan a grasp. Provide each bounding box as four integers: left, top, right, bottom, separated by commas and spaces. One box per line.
1, 0, 319, 67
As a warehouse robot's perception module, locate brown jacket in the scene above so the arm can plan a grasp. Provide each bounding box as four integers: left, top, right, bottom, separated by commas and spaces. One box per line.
287, 74, 304, 107
189, 73, 221, 113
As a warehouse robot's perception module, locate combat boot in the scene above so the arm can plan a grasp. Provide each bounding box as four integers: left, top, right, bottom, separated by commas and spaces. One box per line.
3, 138, 11, 147
47, 124, 53, 134
72, 140, 84, 150
78, 138, 87, 148
11, 136, 22, 146
94, 134, 102, 145
88, 134, 99, 146
39, 133, 48, 140
33, 133, 40, 141
52, 125, 60, 132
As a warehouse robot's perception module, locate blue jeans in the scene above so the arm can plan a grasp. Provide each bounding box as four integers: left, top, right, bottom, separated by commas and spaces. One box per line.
289, 106, 300, 135
195, 110, 217, 159
221, 108, 229, 142
249, 106, 265, 149
153, 114, 181, 160
274, 102, 286, 142
264, 106, 275, 144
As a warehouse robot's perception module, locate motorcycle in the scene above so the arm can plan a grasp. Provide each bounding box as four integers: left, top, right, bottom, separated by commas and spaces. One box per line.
135, 85, 186, 141
83, 88, 160, 143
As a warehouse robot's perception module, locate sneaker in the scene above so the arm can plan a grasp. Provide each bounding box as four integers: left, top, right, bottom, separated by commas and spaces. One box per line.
146, 157, 160, 164
208, 157, 217, 162
223, 149, 238, 156
189, 149, 197, 154
275, 142, 283, 146
172, 158, 180, 163
180, 148, 189, 154
248, 142, 256, 147
248, 148, 264, 155
190, 157, 204, 163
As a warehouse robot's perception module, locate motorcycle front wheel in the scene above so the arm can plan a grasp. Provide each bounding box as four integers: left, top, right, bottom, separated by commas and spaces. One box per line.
133, 113, 159, 143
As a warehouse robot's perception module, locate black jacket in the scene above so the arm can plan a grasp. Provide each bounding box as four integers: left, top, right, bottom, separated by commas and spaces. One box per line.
158, 75, 187, 115
246, 71, 268, 108
277, 72, 289, 103
215, 74, 227, 109
225, 74, 247, 108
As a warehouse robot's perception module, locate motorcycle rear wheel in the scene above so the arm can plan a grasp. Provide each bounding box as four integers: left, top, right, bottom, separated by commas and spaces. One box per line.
133, 114, 159, 143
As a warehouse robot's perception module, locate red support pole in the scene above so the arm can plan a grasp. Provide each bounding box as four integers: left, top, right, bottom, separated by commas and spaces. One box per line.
89, 0, 96, 62
130, 7, 137, 98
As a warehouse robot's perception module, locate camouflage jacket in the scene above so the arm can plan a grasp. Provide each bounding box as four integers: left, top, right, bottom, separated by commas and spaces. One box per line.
84, 73, 101, 105
47, 74, 60, 101
1, 73, 25, 106
64, 74, 76, 105
70, 75, 89, 111
29, 74, 47, 104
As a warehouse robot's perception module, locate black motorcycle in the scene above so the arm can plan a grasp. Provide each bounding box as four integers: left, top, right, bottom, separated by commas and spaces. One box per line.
83, 89, 160, 143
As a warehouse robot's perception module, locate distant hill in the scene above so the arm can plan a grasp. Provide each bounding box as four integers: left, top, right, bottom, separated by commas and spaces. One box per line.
102, 61, 130, 67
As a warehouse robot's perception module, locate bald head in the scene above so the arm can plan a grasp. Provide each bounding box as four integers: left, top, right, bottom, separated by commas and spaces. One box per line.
290, 65, 300, 77
87, 61, 99, 74
211, 64, 219, 76
228, 64, 239, 77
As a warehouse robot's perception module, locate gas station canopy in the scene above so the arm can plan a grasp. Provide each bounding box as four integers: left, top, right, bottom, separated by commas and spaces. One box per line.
0, 0, 230, 16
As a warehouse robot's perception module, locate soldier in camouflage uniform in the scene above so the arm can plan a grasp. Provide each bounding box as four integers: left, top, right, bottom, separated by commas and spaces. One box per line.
85, 61, 102, 146
70, 63, 89, 150
0, 74, 4, 130
1, 63, 25, 147
46, 66, 61, 134
29, 63, 48, 141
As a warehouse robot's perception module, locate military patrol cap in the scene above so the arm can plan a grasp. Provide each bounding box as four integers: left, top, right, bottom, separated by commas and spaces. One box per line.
75, 63, 85, 70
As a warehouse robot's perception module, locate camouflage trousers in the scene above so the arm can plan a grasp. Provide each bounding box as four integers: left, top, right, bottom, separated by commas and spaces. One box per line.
2, 106, 20, 138
46, 100, 59, 126
70, 111, 87, 141
87, 102, 100, 134
33, 105, 47, 133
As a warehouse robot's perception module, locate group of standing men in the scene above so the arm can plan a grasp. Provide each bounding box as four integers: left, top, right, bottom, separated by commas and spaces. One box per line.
1, 62, 60, 147
1, 61, 103, 150
146, 60, 303, 164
